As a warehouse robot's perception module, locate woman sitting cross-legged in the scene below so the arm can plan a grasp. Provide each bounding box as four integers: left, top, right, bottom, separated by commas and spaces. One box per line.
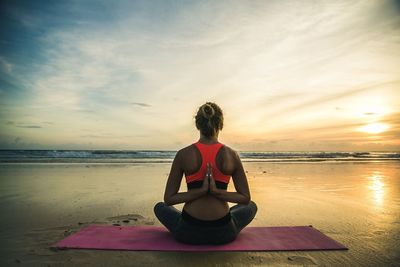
154, 102, 257, 245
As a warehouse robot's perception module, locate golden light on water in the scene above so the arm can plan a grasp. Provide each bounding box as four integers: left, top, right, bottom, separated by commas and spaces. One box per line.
368, 171, 385, 207
359, 123, 389, 134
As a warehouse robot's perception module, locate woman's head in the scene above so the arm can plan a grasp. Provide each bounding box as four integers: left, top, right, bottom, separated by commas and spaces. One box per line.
195, 102, 224, 138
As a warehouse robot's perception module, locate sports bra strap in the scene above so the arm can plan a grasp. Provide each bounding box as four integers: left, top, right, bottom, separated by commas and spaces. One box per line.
185, 141, 231, 184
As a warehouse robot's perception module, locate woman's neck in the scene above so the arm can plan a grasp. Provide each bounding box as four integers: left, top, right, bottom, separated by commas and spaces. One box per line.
199, 134, 219, 144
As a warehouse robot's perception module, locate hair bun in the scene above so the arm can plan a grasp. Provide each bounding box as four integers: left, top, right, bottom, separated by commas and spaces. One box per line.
201, 103, 215, 119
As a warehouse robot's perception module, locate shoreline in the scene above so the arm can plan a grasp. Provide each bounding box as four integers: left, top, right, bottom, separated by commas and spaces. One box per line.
1, 158, 399, 164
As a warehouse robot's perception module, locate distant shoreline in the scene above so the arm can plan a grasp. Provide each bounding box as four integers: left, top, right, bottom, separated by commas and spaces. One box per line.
0, 150, 398, 164
0, 158, 399, 164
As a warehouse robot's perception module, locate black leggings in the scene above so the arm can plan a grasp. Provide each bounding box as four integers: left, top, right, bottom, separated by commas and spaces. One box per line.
154, 201, 257, 245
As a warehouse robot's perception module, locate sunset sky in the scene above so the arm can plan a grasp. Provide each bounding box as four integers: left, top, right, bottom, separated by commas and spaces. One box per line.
0, 0, 399, 151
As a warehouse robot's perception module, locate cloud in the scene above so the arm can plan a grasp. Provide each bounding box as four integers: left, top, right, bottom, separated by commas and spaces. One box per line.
262, 80, 400, 118
72, 108, 95, 113
80, 134, 112, 139
80, 133, 141, 139
0, 57, 13, 74
1, 0, 399, 150
130, 102, 151, 107
381, 112, 400, 129
16, 125, 42, 128
4, 120, 51, 128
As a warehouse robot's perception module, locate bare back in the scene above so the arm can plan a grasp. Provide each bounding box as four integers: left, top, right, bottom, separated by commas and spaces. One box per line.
179, 144, 238, 220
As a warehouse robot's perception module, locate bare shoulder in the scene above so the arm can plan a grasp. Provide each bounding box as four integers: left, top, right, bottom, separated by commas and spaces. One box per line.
220, 144, 241, 162
219, 144, 244, 175
179, 144, 196, 154
174, 144, 196, 161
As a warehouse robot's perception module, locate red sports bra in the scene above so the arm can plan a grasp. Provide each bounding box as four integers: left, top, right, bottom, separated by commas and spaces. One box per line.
185, 141, 231, 189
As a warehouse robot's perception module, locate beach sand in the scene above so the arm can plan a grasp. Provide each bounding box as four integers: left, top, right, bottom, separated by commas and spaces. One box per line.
0, 161, 399, 266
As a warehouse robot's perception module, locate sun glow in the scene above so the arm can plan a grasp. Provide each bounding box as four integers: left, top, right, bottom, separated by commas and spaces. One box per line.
359, 123, 389, 134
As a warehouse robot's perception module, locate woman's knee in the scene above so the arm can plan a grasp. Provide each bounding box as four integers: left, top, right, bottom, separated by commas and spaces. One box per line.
249, 200, 258, 215
245, 201, 257, 220
153, 201, 166, 216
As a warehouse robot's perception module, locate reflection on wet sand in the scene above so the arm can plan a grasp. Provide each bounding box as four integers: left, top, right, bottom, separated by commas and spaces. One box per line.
367, 171, 385, 208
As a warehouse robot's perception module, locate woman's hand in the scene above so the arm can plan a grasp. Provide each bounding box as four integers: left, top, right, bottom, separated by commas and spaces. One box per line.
201, 163, 210, 193
207, 163, 219, 195
202, 163, 218, 194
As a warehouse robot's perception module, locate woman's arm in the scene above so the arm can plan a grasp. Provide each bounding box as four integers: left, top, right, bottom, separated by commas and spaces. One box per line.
209, 151, 251, 204
163, 150, 208, 206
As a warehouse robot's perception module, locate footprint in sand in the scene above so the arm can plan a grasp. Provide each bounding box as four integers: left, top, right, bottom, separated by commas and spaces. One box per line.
373, 230, 385, 235
104, 214, 154, 226
287, 256, 317, 265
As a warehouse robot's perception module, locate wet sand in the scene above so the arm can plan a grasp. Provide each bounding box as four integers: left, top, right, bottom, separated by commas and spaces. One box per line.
0, 161, 399, 266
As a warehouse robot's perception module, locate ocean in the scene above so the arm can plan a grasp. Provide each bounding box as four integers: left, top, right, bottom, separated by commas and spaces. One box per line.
0, 150, 398, 163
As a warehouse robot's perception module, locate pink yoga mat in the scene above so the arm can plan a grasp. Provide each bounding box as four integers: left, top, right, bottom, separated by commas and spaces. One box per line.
53, 225, 347, 251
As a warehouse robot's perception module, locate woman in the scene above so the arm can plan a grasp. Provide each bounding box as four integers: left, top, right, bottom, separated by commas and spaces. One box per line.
154, 102, 257, 245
